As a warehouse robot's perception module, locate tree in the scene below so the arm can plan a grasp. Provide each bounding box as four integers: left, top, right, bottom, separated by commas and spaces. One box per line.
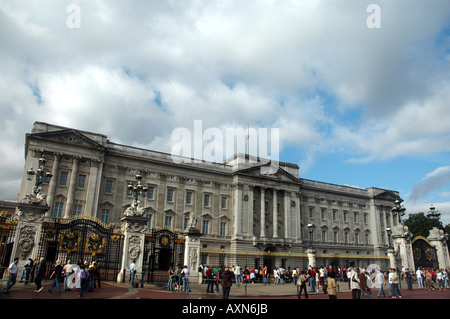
403, 212, 443, 238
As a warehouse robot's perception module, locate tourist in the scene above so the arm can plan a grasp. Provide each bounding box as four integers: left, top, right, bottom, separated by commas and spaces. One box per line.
326, 271, 338, 299
350, 267, 361, 299
233, 264, 241, 287
425, 268, 435, 290
375, 269, 386, 297
168, 266, 174, 291
23, 258, 34, 286
48, 259, 63, 293
308, 266, 316, 292
63, 260, 74, 291
4, 257, 19, 294
129, 259, 136, 287
359, 268, 371, 299
205, 265, 214, 293
405, 268, 413, 290
182, 265, 191, 292
389, 268, 402, 298
34, 257, 46, 293
416, 267, 424, 288
221, 266, 234, 299
78, 263, 89, 297
93, 261, 101, 288
437, 269, 446, 291
297, 270, 309, 299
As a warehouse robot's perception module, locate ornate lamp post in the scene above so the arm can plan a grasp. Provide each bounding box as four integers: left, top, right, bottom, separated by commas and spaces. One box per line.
127, 171, 148, 209
386, 226, 393, 250
26, 154, 53, 196
427, 204, 441, 221
391, 199, 406, 224
306, 220, 316, 267
307, 220, 315, 249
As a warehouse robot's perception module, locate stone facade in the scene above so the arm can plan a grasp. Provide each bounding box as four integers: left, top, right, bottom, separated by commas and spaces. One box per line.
17, 121, 407, 269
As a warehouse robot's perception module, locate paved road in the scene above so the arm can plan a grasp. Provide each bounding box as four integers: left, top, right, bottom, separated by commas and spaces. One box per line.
1, 278, 449, 300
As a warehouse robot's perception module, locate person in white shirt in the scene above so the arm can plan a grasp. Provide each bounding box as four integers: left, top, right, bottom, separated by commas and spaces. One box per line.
375, 270, 386, 297
416, 267, 424, 288
4, 257, 19, 293
181, 265, 191, 293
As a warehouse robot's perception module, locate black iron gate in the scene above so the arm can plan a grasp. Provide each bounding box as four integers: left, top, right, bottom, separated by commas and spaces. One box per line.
412, 236, 438, 269
143, 228, 185, 283
0, 213, 17, 278
37, 216, 123, 281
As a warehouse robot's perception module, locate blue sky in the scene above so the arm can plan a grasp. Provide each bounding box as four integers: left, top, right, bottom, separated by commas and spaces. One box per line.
1, 0, 450, 225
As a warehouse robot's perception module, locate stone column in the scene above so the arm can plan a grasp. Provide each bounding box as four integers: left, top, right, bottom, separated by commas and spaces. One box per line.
391, 224, 414, 271
272, 189, 278, 238
117, 214, 148, 285
260, 187, 265, 238
284, 191, 291, 239
85, 159, 100, 216
64, 157, 79, 219
428, 227, 450, 270
306, 249, 316, 267
232, 183, 243, 239
45, 153, 61, 217
13, 202, 50, 270
183, 227, 202, 284
387, 248, 397, 269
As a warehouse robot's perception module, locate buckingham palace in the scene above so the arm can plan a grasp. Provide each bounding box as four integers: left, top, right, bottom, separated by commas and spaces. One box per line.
15, 121, 404, 271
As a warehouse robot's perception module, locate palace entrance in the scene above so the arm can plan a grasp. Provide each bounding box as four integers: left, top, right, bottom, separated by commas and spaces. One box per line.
412, 236, 438, 270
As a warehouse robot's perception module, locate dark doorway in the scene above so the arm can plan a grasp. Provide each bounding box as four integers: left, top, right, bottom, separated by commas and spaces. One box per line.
159, 248, 172, 270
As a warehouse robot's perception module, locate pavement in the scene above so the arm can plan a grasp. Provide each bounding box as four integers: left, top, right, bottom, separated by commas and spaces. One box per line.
1, 278, 449, 300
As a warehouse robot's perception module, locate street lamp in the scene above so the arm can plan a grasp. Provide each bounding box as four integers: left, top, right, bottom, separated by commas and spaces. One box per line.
127, 171, 148, 209
386, 226, 393, 250
307, 220, 315, 249
391, 199, 406, 224
26, 154, 53, 194
426, 204, 441, 221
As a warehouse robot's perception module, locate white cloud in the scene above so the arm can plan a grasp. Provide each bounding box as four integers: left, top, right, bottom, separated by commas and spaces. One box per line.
0, 0, 450, 201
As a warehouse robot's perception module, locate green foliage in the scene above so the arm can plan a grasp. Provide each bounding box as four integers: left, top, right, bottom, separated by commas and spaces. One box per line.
403, 212, 444, 237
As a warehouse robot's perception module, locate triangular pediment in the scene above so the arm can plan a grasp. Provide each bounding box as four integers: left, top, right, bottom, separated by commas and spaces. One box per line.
235, 163, 301, 184
373, 190, 400, 201
31, 129, 106, 150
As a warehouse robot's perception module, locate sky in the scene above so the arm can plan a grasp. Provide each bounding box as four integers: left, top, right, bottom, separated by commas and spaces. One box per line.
1, 0, 450, 224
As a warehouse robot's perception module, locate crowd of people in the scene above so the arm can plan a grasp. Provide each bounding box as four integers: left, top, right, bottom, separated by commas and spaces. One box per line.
3, 257, 102, 297
186, 263, 450, 299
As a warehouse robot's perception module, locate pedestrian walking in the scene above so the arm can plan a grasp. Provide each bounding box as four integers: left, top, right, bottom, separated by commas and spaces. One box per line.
48, 259, 63, 293
221, 267, 234, 299
437, 269, 446, 291
297, 270, 309, 299
78, 264, 89, 297
93, 261, 101, 288
23, 258, 34, 286
34, 257, 46, 293
326, 271, 338, 299
359, 268, 371, 299
206, 265, 214, 293
129, 259, 137, 287
350, 267, 361, 299
234, 264, 241, 287
425, 268, 435, 290
63, 260, 74, 291
375, 269, 386, 297
389, 268, 402, 298
405, 268, 413, 290
4, 257, 19, 294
